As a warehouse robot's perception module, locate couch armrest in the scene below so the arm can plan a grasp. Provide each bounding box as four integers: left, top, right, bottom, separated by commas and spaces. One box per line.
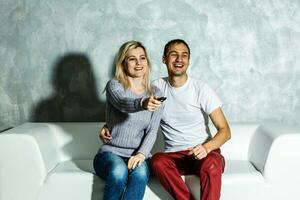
0, 134, 45, 200
0, 123, 60, 200
248, 122, 300, 183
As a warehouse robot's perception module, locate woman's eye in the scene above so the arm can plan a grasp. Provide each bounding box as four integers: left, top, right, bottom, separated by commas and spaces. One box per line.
141, 57, 146, 60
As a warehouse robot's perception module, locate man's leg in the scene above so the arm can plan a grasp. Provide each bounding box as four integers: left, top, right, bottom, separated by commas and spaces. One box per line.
194, 149, 225, 200
151, 151, 195, 200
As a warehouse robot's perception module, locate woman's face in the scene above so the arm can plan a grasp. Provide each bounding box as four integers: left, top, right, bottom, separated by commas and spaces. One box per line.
125, 47, 148, 78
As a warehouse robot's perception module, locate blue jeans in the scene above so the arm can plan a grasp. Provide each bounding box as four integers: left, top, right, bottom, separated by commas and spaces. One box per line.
93, 152, 150, 200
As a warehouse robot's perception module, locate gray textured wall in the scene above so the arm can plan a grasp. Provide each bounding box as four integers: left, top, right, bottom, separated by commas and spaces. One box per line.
1, 0, 299, 129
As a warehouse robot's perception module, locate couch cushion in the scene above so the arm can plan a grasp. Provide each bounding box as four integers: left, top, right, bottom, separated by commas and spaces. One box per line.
39, 159, 264, 200
186, 160, 265, 200
38, 160, 103, 200
39, 160, 173, 200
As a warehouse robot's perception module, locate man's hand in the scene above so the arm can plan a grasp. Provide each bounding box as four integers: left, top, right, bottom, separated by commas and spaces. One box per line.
127, 153, 145, 170
187, 144, 208, 160
142, 96, 162, 112
99, 125, 112, 143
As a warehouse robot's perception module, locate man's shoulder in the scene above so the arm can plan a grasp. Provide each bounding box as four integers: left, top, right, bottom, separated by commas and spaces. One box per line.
189, 76, 207, 89
151, 85, 162, 96
152, 77, 168, 87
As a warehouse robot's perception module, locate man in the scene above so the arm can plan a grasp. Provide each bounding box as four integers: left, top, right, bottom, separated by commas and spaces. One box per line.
150, 39, 231, 200
101, 39, 231, 200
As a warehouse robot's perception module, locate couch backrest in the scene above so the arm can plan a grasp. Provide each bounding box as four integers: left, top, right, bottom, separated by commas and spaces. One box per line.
152, 123, 261, 160
45, 122, 103, 162
220, 123, 260, 160
31, 122, 260, 162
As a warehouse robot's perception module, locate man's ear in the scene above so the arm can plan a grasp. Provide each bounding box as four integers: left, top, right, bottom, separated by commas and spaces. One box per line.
162, 56, 166, 64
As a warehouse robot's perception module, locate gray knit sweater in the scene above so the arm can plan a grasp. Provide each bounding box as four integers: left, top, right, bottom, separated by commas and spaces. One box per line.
99, 79, 164, 158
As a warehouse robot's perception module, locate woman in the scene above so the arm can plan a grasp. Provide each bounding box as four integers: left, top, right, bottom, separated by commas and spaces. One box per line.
93, 41, 164, 200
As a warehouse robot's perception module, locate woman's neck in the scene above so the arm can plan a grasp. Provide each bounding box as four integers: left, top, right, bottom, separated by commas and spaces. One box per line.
128, 77, 145, 94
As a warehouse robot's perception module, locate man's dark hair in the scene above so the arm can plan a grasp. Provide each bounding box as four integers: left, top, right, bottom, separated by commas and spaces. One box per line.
163, 39, 190, 58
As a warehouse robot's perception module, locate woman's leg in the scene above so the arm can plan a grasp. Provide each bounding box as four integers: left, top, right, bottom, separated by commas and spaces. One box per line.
93, 152, 128, 200
123, 160, 151, 200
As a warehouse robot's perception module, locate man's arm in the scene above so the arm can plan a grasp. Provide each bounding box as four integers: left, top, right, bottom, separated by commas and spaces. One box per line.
203, 107, 231, 153
188, 107, 231, 159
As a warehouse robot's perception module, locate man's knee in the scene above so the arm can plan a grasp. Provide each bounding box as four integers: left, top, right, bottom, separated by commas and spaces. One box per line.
202, 161, 222, 176
151, 153, 172, 171
200, 153, 224, 176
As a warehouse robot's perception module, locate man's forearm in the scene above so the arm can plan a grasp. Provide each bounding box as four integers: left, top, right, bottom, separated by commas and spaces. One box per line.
203, 127, 231, 153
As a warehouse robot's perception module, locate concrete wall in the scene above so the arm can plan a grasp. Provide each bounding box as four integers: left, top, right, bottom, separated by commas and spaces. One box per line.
1, 0, 299, 128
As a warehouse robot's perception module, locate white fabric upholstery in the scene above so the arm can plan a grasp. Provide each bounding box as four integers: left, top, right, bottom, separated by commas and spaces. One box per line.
1, 122, 300, 200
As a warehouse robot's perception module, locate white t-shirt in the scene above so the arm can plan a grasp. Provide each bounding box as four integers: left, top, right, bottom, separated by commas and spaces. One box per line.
152, 76, 222, 152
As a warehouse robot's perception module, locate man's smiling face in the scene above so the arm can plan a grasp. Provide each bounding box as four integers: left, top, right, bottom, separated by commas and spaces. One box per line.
163, 43, 190, 77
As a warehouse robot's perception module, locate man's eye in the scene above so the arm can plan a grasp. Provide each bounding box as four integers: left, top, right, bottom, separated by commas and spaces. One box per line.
141, 57, 146, 60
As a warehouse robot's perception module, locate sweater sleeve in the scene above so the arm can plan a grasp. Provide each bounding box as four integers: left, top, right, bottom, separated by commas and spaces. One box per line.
137, 88, 164, 157
106, 79, 144, 113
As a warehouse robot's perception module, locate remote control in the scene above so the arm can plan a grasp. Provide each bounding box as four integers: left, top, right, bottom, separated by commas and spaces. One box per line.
157, 97, 167, 102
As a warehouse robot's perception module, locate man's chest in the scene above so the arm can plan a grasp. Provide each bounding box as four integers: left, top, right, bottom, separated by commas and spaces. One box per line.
161, 89, 204, 123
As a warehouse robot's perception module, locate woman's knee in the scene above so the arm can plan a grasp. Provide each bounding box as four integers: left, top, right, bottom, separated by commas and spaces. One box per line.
131, 162, 150, 183
109, 164, 128, 184
94, 152, 128, 183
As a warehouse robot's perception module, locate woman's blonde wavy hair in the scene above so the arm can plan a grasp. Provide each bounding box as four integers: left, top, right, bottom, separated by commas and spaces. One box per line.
115, 41, 153, 95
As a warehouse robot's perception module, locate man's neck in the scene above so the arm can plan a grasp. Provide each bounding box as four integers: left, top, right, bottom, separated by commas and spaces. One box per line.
168, 74, 188, 88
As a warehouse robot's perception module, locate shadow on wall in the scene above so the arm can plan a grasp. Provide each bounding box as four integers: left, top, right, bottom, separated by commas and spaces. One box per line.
33, 53, 105, 122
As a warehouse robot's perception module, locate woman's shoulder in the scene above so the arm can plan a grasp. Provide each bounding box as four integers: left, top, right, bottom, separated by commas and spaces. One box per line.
106, 79, 123, 89
107, 78, 119, 85
107, 78, 122, 86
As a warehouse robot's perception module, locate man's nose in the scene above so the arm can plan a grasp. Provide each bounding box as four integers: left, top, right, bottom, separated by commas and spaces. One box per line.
176, 55, 183, 62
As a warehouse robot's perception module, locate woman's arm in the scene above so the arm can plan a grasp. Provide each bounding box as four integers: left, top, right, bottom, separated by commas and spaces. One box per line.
106, 79, 161, 113
106, 79, 144, 113
127, 104, 164, 170
137, 89, 164, 157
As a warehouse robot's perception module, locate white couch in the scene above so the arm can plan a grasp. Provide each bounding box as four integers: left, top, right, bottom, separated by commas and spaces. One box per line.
0, 122, 300, 200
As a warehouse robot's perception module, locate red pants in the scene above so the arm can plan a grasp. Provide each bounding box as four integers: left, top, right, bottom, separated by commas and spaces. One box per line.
151, 149, 225, 200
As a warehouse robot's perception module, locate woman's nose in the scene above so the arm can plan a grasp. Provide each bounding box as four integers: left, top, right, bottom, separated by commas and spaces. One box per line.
136, 59, 141, 65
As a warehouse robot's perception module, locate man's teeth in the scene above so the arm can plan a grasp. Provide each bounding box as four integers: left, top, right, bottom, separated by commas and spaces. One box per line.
174, 64, 183, 67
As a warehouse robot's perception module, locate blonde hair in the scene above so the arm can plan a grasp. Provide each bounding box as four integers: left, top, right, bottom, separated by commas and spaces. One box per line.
115, 41, 153, 95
